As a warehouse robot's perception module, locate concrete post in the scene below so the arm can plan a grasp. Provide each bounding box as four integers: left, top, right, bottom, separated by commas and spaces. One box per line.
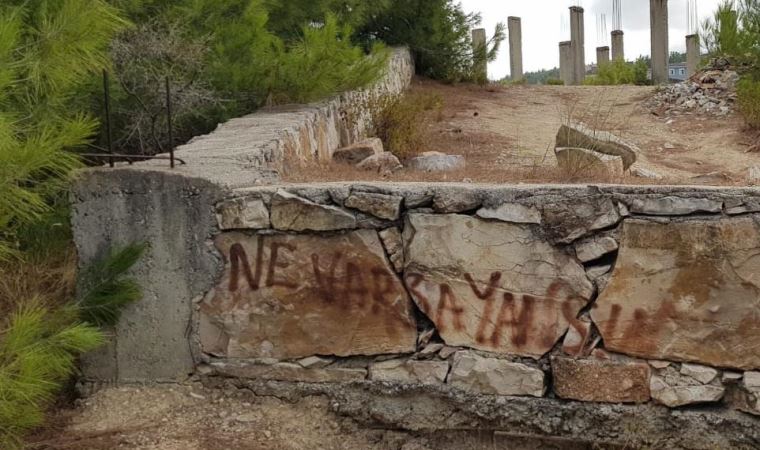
650, 0, 669, 84
596, 46, 610, 67
560, 41, 573, 85
611, 30, 625, 61
570, 6, 586, 85
508, 17, 523, 81
472, 28, 487, 82
686, 34, 700, 77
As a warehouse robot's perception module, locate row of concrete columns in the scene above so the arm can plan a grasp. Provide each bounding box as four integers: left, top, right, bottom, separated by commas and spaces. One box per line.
473, 0, 701, 84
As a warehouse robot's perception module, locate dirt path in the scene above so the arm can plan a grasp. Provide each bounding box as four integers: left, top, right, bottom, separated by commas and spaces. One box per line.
31, 385, 590, 450
288, 79, 758, 185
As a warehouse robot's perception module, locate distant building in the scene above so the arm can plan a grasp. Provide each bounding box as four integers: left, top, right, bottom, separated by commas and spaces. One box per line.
668, 62, 688, 81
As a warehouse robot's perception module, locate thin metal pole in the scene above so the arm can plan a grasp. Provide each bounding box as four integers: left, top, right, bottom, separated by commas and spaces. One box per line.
103, 70, 114, 168
165, 76, 175, 169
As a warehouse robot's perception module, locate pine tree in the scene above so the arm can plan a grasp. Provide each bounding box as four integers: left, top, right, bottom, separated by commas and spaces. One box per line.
0, 1, 126, 259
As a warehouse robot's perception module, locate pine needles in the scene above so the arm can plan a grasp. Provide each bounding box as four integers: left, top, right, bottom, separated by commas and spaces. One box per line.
76, 243, 147, 327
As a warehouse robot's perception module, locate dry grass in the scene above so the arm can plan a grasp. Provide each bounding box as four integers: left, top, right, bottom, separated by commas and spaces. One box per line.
0, 247, 78, 320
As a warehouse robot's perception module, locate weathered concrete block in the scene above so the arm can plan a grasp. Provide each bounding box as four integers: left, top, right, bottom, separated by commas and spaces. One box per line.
551, 357, 651, 403
200, 230, 417, 359
448, 351, 545, 397
555, 123, 638, 169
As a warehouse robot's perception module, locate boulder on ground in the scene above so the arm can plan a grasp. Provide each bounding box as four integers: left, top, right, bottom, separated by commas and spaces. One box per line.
333, 138, 383, 164
555, 147, 624, 178
556, 122, 638, 169
357, 152, 403, 174
408, 152, 465, 172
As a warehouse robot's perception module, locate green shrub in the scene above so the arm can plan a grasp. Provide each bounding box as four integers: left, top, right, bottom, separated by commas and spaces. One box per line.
738, 78, 760, 127
546, 78, 564, 86
633, 57, 652, 85
702, 0, 760, 80
370, 92, 442, 158
0, 0, 126, 259
0, 243, 145, 449
584, 59, 639, 85
0, 302, 103, 450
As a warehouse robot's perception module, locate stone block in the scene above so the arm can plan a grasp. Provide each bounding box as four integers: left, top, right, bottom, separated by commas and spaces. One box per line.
628, 196, 723, 216
555, 122, 638, 169
369, 359, 449, 385
448, 351, 545, 397
476, 203, 542, 224
555, 147, 625, 178
551, 356, 651, 403
270, 190, 356, 231
574, 236, 618, 263
210, 361, 367, 383
333, 138, 383, 164
345, 192, 403, 220
409, 152, 465, 172
216, 197, 270, 230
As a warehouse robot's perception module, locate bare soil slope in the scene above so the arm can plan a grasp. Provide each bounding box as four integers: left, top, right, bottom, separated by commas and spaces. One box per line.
288, 79, 758, 185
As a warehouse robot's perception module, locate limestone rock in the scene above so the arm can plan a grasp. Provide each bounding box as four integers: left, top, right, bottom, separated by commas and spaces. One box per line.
749, 167, 760, 185
585, 264, 611, 280
403, 214, 593, 358
574, 236, 618, 263
555, 122, 638, 169
298, 356, 334, 368
379, 227, 404, 272
216, 197, 270, 230
555, 147, 624, 177
409, 152, 465, 172
630, 166, 665, 180
680, 363, 719, 384
270, 190, 356, 231
628, 196, 723, 216
551, 357, 651, 403
345, 192, 403, 220
592, 218, 760, 370
210, 361, 367, 383
369, 359, 449, 385
200, 230, 417, 359
357, 152, 403, 173
432, 189, 481, 213
448, 351, 545, 397
476, 203, 542, 224
539, 196, 621, 244
333, 138, 383, 164
745, 371, 760, 389
650, 366, 725, 407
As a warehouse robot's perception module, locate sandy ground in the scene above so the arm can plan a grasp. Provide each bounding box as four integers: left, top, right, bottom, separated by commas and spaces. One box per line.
30, 384, 593, 450
287, 79, 759, 185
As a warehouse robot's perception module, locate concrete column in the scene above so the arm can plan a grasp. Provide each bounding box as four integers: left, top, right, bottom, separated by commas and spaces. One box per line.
611, 30, 625, 61
686, 34, 700, 77
650, 0, 669, 84
596, 46, 610, 67
570, 6, 585, 85
559, 41, 573, 85
508, 17, 523, 81
472, 28, 487, 82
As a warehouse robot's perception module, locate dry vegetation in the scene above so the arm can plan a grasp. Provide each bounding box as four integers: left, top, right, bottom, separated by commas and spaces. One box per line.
286, 78, 759, 185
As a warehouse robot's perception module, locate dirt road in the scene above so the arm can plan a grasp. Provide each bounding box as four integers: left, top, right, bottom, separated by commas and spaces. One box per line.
288, 79, 758, 185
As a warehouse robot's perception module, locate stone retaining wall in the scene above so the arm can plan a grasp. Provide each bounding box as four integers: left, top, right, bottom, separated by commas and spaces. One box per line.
69, 44, 760, 447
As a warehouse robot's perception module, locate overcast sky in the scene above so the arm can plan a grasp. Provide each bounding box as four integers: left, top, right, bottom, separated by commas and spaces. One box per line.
459, 0, 722, 79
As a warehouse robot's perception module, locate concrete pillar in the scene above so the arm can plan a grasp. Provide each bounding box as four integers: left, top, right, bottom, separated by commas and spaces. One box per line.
686, 34, 700, 77
559, 41, 573, 85
472, 28, 487, 82
508, 17, 523, 81
650, 0, 669, 84
570, 6, 585, 85
611, 30, 625, 61
596, 46, 610, 67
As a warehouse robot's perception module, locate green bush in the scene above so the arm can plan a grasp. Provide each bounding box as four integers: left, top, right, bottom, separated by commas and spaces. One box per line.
702, 0, 760, 80
0, 1, 126, 259
738, 78, 760, 128
546, 78, 565, 86
584, 59, 636, 85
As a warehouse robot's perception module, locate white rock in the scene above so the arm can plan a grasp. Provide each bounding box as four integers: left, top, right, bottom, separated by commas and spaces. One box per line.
369, 359, 449, 385
408, 153, 465, 172
476, 203, 542, 224
574, 236, 618, 263
628, 196, 723, 216
448, 351, 545, 397
680, 363, 719, 384
650, 375, 725, 407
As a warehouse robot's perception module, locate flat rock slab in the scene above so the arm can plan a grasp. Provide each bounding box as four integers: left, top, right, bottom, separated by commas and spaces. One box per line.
408, 153, 465, 172
333, 138, 383, 164
369, 359, 449, 385
448, 351, 545, 397
403, 214, 593, 358
551, 357, 651, 404
270, 190, 356, 231
555, 147, 624, 177
216, 197, 270, 230
592, 218, 760, 370
200, 230, 417, 359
